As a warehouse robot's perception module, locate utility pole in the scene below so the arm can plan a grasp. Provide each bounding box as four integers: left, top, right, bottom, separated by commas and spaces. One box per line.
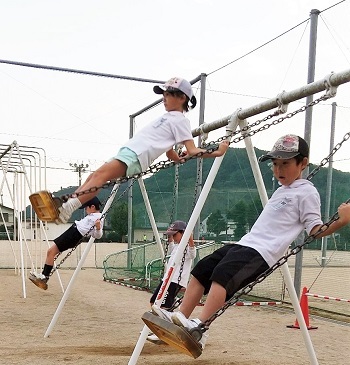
294, 8, 320, 300
69, 162, 89, 262
69, 162, 89, 186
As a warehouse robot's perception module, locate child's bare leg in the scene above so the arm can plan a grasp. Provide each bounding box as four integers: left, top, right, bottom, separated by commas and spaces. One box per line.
46, 244, 60, 266
75, 160, 127, 204
179, 276, 205, 317
197, 281, 226, 323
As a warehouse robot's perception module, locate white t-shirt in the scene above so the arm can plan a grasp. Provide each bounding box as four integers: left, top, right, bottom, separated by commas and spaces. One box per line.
238, 179, 323, 267
75, 212, 103, 239
163, 242, 196, 288
124, 111, 193, 171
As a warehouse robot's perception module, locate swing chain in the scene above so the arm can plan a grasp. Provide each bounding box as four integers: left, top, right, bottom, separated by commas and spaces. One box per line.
177, 246, 187, 285
202, 198, 350, 330
307, 131, 350, 180
52, 180, 137, 274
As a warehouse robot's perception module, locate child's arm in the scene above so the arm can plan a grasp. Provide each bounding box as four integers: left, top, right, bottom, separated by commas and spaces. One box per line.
91, 218, 103, 239
187, 233, 196, 259
166, 149, 182, 162
310, 202, 350, 238
182, 139, 229, 159
166, 140, 229, 162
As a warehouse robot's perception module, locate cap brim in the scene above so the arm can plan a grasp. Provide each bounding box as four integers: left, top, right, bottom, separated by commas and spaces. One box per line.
164, 230, 177, 236
259, 151, 299, 162
153, 85, 166, 95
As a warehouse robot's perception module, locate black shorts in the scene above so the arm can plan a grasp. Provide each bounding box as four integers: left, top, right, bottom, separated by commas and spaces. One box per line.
54, 224, 83, 252
191, 244, 269, 301
150, 281, 182, 309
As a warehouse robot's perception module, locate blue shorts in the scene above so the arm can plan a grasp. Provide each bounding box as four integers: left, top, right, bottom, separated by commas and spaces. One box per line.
111, 147, 142, 176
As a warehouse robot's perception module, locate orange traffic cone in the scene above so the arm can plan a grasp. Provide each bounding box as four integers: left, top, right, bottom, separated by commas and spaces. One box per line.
287, 287, 318, 330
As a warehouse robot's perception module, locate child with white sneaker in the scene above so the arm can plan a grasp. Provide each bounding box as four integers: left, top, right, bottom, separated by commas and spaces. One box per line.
29, 197, 103, 290
147, 220, 196, 343
152, 134, 350, 350
55, 77, 229, 224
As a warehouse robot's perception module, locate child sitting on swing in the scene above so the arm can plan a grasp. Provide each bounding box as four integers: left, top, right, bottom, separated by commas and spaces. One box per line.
147, 220, 196, 343
29, 197, 103, 290
54, 77, 229, 224
152, 134, 350, 350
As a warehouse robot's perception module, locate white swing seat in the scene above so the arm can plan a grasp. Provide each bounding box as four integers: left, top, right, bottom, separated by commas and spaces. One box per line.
29, 190, 62, 222
141, 311, 203, 358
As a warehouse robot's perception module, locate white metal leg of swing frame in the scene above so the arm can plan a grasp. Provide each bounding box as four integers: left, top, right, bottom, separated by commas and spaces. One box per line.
242, 123, 318, 365
138, 179, 164, 260
44, 183, 120, 338
128, 155, 226, 365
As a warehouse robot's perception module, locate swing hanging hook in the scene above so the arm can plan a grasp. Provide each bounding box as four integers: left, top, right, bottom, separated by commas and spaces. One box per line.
198, 124, 209, 147
226, 108, 242, 138
275, 90, 288, 115
323, 72, 337, 99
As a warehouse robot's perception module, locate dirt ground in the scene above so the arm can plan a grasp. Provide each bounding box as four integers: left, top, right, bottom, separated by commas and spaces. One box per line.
1, 268, 349, 365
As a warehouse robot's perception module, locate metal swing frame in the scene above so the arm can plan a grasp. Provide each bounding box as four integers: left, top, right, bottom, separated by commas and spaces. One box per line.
129, 68, 350, 365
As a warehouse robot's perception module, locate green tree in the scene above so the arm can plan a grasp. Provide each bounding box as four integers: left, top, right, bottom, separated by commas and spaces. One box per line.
109, 202, 129, 242
246, 197, 263, 231
228, 200, 247, 240
207, 209, 227, 238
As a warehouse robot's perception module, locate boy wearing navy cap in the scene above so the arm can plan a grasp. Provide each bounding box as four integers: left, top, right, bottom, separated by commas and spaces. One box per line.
55, 77, 229, 224
29, 197, 103, 290
152, 134, 350, 350
148, 220, 196, 344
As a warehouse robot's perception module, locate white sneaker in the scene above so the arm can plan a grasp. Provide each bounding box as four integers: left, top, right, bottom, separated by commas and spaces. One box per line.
29, 272, 48, 290
172, 312, 208, 349
146, 333, 165, 345
58, 198, 81, 223
151, 305, 176, 322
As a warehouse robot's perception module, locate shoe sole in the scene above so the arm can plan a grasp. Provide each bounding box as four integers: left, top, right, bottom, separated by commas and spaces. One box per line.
29, 275, 48, 290
146, 337, 167, 345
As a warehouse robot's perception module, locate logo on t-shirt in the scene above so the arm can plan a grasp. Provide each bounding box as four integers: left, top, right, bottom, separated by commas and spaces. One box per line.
272, 197, 291, 210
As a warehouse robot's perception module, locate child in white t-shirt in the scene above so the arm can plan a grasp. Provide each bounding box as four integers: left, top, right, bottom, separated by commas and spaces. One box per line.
55, 77, 229, 224
152, 134, 350, 350
29, 197, 103, 290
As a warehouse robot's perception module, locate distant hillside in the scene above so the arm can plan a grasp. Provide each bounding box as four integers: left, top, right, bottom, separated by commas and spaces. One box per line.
52, 147, 350, 227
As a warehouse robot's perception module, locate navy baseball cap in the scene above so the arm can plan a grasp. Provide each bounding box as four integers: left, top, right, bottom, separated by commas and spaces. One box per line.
259, 134, 309, 162
164, 220, 187, 236
79, 197, 101, 210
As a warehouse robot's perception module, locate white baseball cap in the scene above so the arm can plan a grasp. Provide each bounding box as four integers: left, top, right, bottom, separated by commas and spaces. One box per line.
154, 77, 197, 108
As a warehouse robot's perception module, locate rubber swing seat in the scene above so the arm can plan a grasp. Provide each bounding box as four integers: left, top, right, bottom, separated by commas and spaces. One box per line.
141, 311, 203, 358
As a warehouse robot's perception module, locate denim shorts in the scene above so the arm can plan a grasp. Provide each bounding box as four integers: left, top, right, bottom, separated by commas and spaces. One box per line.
112, 147, 142, 176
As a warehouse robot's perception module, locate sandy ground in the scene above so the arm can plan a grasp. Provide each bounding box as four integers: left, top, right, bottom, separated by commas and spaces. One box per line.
1, 268, 349, 365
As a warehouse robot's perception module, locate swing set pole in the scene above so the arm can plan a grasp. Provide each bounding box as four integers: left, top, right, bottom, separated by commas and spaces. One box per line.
44, 183, 120, 338
191, 68, 350, 137
128, 153, 227, 365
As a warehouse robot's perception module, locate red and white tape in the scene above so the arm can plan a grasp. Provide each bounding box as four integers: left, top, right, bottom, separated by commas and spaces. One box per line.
306, 292, 350, 303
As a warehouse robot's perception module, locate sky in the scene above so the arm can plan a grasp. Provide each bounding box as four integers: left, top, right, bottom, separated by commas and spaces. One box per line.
0, 0, 350, 207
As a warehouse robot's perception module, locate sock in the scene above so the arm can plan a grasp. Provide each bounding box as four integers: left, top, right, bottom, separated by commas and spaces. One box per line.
66, 197, 82, 210
42, 264, 53, 278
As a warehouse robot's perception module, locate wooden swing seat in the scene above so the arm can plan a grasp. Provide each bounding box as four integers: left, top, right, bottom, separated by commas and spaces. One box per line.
141, 311, 203, 358
29, 190, 62, 222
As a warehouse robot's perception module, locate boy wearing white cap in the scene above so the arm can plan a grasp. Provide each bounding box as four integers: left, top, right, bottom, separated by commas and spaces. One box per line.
29, 197, 103, 290
56, 77, 229, 224
152, 134, 350, 350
